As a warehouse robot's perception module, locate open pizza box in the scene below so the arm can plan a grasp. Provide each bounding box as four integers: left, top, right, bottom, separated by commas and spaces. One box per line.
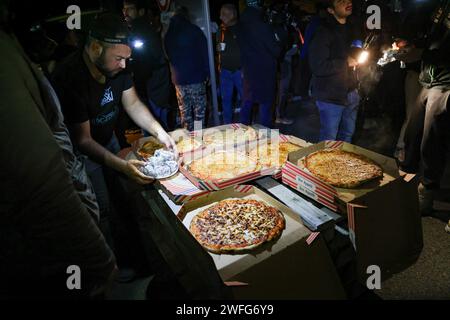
156, 172, 211, 205
282, 141, 423, 283
177, 185, 346, 299
178, 123, 269, 163
282, 141, 401, 212
246, 134, 312, 180
155, 134, 310, 203
179, 146, 277, 191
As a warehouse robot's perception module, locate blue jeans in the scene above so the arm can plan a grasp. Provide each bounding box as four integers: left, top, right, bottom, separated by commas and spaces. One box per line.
316, 90, 360, 142
240, 100, 273, 128
145, 98, 169, 135
220, 69, 243, 124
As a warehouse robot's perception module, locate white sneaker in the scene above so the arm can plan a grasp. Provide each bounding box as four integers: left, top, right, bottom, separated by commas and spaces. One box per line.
445, 222, 450, 234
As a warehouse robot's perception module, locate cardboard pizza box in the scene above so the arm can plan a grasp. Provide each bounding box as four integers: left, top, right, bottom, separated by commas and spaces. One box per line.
282, 141, 423, 283
156, 172, 211, 205
178, 123, 269, 162
247, 134, 312, 180
156, 134, 311, 203
178, 185, 346, 299
179, 147, 277, 191
282, 140, 400, 212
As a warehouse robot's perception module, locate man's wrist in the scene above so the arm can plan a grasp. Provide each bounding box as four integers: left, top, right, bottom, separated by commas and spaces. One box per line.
155, 127, 167, 140
106, 154, 127, 173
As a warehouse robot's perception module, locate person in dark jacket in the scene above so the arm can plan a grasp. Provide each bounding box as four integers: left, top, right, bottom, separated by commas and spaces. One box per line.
123, 0, 173, 130
400, 12, 450, 224
308, 0, 360, 142
217, 3, 242, 124
0, 11, 116, 298
234, 0, 281, 128
164, 6, 209, 131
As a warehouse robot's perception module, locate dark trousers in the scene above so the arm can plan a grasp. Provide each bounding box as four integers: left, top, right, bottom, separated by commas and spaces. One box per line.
403, 87, 450, 188
276, 57, 293, 118
240, 100, 273, 128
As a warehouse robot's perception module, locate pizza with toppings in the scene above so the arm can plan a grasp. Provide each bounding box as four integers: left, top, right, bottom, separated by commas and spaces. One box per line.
303, 149, 383, 188
187, 151, 260, 181
189, 199, 285, 253
203, 127, 259, 147
249, 141, 303, 168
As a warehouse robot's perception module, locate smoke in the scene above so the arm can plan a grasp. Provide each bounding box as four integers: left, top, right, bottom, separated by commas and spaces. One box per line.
358, 62, 383, 95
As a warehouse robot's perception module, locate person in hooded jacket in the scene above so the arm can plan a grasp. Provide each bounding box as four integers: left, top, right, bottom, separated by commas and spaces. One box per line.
233, 0, 281, 128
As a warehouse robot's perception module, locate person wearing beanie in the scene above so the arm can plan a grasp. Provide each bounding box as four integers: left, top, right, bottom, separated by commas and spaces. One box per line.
51, 13, 177, 267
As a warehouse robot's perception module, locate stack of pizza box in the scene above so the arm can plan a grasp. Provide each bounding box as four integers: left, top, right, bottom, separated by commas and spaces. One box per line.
177, 185, 346, 299
282, 141, 423, 284
158, 124, 312, 203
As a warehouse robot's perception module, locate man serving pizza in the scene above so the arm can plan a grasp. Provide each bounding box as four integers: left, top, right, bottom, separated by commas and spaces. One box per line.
52, 13, 177, 254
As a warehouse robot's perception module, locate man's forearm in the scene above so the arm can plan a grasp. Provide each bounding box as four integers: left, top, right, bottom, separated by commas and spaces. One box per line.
126, 101, 166, 138
78, 138, 126, 173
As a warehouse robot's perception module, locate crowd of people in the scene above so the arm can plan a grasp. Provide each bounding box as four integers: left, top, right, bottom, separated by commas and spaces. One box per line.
1, 0, 449, 299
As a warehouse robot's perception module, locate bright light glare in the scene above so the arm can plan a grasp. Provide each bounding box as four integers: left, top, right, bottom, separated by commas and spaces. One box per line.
358, 51, 369, 64
133, 40, 144, 49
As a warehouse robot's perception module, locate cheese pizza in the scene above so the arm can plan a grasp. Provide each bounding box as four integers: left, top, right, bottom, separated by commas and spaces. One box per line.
187, 151, 260, 181
189, 199, 285, 253
303, 149, 383, 188
249, 141, 303, 168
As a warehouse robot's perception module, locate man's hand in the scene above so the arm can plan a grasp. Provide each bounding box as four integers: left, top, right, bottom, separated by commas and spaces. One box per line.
157, 131, 179, 159
122, 159, 154, 185
347, 57, 359, 68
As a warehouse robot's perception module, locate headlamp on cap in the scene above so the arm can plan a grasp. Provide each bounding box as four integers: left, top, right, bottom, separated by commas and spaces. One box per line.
131, 38, 144, 49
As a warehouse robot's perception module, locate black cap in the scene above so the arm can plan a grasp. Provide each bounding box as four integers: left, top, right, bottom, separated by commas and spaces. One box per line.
89, 13, 130, 45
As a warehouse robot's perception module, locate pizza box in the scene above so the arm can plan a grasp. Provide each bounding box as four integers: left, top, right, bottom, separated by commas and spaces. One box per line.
247, 134, 312, 180
282, 140, 400, 213
179, 146, 277, 191
282, 141, 423, 283
178, 185, 346, 299
157, 172, 211, 205
186, 123, 268, 157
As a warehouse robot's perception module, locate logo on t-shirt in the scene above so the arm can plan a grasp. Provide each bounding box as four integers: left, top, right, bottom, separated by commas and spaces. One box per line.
101, 87, 114, 107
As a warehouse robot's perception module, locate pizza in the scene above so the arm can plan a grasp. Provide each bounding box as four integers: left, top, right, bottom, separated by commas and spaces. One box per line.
187, 151, 260, 181
249, 141, 303, 168
203, 127, 259, 147
137, 139, 164, 159
176, 136, 202, 154
189, 199, 285, 253
303, 149, 383, 188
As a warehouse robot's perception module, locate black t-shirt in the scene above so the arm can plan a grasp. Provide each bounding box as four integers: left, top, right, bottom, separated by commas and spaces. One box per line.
52, 51, 133, 146
219, 25, 241, 72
